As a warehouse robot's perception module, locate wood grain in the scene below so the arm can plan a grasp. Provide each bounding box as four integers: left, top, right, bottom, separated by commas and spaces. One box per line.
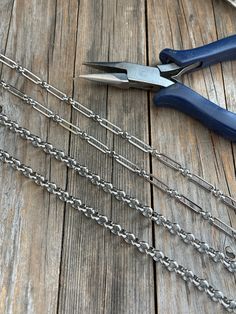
0, 0, 235, 313
148, 0, 236, 312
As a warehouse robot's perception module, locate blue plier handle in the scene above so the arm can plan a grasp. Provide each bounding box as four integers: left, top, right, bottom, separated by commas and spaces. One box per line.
80, 35, 236, 141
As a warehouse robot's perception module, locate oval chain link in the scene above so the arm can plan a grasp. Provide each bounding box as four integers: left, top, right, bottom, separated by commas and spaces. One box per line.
0, 148, 235, 313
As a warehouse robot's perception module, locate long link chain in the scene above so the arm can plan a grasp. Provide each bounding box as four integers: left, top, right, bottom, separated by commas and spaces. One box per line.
0, 54, 235, 212
0, 79, 235, 240
0, 149, 235, 312
0, 112, 235, 272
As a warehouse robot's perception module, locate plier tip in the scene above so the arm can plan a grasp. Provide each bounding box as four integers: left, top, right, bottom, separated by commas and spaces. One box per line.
79, 72, 129, 88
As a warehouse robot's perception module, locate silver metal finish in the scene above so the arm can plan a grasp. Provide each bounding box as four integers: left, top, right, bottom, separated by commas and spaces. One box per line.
0, 149, 235, 312
0, 54, 234, 217
224, 0, 236, 8
0, 79, 235, 240
157, 61, 201, 79
225, 246, 236, 261
168, 62, 201, 81
80, 61, 175, 90
79, 73, 129, 88
0, 111, 235, 272
80, 61, 201, 88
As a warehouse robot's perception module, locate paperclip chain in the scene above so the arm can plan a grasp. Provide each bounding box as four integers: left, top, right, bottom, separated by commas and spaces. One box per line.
0, 112, 235, 272
0, 149, 235, 312
0, 54, 235, 212
0, 79, 235, 240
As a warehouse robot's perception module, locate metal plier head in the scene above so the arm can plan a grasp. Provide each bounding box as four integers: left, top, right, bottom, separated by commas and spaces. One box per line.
80, 61, 199, 91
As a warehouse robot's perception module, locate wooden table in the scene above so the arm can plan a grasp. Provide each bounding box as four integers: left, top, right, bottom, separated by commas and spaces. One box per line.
0, 0, 235, 313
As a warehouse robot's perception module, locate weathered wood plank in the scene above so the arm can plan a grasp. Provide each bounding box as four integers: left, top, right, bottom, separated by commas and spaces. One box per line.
147, 0, 235, 313
0, 0, 78, 313
58, 0, 155, 313
213, 0, 236, 238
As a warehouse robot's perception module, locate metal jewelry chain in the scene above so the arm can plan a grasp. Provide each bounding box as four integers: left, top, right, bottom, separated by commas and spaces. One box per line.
0, 112, 235, 272
0, 54, 235, 212
0, 149, 235, 312
0, 79, 235, 240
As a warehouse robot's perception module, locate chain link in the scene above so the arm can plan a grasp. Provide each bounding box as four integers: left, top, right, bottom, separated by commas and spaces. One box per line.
1, 54, 235, 212
0, 148, 235, 312
0, 112, 235, 272
1, 79, 235, 240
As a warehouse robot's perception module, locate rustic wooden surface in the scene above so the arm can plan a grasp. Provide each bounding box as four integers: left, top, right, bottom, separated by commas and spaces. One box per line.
0, 0, 235, 313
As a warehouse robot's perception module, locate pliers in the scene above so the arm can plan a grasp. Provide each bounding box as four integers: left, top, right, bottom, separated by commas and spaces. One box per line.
80, 35, 236, 141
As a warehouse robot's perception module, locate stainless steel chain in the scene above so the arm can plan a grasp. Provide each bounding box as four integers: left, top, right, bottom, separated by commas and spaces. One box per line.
0, 79, 235, 240
0, 54, 235, 212
0, 149, 235, 312
0, 112, 235, 272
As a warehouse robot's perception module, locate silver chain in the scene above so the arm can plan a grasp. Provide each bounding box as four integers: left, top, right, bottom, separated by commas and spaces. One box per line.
0, 112, 235, 272
0, 54, 235, 212
0, 148, 235, 312
0, 79, 235, 240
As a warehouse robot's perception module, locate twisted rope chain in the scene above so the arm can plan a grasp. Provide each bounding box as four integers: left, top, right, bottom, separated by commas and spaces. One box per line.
0, 149, 235, 312
0, 79, 235, 240
0, 54, 235, 212
0, 112, 235, 272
